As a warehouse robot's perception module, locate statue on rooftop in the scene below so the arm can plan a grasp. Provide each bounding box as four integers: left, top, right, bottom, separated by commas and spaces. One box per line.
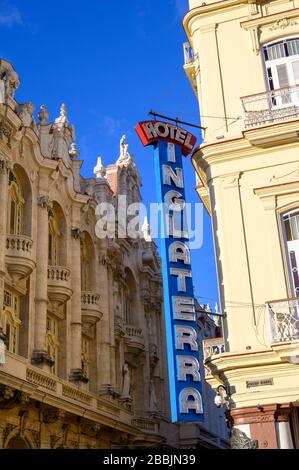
54, 103, 68, 129
120, 134, 130, 159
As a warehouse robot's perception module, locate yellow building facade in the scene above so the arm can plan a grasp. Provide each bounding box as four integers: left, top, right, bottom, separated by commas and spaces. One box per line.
184, 0, 299, 449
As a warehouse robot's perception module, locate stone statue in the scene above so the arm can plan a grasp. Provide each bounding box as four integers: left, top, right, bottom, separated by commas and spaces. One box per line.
121, 362, 131, 398
230, 427, 258, 449
54, 103, 68, 129
120, 134, 129, 158
0, 60, 20, 103
149, 379, 158, 412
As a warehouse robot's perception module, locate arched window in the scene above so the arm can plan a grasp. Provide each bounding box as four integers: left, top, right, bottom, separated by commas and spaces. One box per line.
283, 209, 299, 297
46, 315, 59, 375
48, 211, 60, 266
124, 294, 132, 324
123, 268, 137, 325
7, 172, 24, 235
81, 239, 90, 291
263, 37, 299, 105
2, 289, 21, 354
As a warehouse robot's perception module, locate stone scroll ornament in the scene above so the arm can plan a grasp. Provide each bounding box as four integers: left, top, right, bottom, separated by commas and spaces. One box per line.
135, 120, 204, 423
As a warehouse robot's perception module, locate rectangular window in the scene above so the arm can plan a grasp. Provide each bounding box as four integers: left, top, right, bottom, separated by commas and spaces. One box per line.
48, 233, 53, 264
4, 291, 12, 308
10, 200, 15, 234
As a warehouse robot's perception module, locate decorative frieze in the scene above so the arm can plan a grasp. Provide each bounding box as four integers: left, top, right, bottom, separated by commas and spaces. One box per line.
269, 18, 298, 30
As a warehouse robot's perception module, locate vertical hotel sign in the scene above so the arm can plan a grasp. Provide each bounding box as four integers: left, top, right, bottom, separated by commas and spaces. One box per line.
135, 120, 204, 422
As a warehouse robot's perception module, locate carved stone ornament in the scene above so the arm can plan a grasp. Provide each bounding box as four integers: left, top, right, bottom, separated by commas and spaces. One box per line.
230, 427, 258, 449
2, 423, 18, 448
28, 429, 40, 448
37, 195, 53, 211
16, 102, 35, 128
0, 59, 20, 103
0, 120, 13, 148
269, 18, 298, 31
0, 155, 13, 174
37, 104, 49, 125
69, 142, 80, 159
71, 227, 82, 240
42, 408, 60, 424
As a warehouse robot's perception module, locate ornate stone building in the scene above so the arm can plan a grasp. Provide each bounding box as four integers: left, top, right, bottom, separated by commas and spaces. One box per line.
0, 58, 173, 448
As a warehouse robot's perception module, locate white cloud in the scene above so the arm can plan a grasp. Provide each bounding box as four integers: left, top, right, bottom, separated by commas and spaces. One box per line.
0, 1, 22, 26
99, 115, 127, 138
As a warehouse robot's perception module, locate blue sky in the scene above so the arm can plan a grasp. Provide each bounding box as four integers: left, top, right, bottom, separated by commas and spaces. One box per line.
0, 0, 219, 308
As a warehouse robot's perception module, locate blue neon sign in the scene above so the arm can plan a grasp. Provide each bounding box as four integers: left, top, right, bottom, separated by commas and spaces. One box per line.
135, 121, 204, 423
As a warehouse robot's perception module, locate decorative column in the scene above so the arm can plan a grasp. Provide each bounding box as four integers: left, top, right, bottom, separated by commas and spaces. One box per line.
0, 156, 12, 331
32, 195, 53, 368
69, 219, 84, 382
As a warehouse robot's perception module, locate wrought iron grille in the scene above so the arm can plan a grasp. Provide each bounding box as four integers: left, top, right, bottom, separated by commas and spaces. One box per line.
241, 85, 299, 127
267, 298, 299, 343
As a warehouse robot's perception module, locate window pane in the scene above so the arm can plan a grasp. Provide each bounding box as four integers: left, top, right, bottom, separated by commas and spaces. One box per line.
10, 200, 15, 234
48, 233, 52, 264
290, 216, 299, 240
292, 60, 299, 83
277, 63, 290, 88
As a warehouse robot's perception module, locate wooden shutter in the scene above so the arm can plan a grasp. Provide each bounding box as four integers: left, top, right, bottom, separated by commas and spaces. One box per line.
276, 63, 290, 88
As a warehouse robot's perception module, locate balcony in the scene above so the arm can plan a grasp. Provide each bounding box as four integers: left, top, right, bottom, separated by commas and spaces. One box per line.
6, 234, 35, 283
241, 85, 299, 128
183, 41, 195, 65
132, 417, 159, 434
47, 266, 72, 308
183, 41, 198, 94
81, 291, 103, 325
125, 324, 145, 352
267, 298, 299, 343
202, 337, 225, 361
202, 337, 225, 377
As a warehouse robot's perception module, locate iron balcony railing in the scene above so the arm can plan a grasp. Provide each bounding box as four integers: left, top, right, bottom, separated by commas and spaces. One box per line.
267, 297, 299, 343
241, 85, 299, 128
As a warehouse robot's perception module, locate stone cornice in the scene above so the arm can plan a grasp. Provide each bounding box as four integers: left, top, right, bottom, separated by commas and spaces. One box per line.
240, 7, 299, 30
183, 0, 247, 39
254, 180, 299, 199
229, 403, 293, 425
193, 118, 299, 167
0, 360, 152, 438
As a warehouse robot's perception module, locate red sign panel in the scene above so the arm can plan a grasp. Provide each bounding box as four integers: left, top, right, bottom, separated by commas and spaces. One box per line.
135, 121, 196, 156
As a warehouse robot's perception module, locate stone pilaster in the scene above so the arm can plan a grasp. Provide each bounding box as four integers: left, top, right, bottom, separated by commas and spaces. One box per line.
69, 215, 84, 382
32, 194, 53, 368
0, 156, 11, 330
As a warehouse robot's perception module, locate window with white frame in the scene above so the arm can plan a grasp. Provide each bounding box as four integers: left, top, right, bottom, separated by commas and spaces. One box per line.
263, 38, 299, 106
283, 209, 299, 297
